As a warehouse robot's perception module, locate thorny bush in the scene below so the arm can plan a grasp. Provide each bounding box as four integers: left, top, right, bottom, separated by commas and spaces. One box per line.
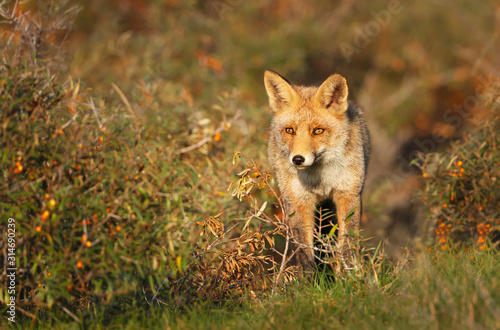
419, 83, 500, 250
0, 1, 296, 321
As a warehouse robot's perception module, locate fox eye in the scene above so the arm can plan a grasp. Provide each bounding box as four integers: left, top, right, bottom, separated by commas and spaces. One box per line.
313, 128, 325, 135
285, 127, 294, 134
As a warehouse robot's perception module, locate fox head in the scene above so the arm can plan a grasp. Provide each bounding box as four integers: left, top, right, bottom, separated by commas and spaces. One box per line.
264, 70, 351, 169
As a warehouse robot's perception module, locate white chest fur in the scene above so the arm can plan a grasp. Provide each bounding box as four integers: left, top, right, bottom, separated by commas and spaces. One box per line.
294, 156, 357, 198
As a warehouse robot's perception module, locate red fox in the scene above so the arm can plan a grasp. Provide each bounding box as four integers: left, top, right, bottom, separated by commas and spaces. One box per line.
264, 70, 370, 274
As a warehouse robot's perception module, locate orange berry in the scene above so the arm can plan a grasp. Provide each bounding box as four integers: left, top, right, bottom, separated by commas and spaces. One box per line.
41, 210, 50, 221
49, 199, 56, 207
76, 164, 81, 170
458, 173, 463, 177
116, 225, 122, 232
99, 136, 104, 143
67, 285, 73, 291
460, 168, 464, 172
38, 283, 42, 288
47, 272, 51, 277
214, 133, 221, 142
82, 235, 87, 242
76, 261, 83, 269
58, 129, 63, 135
442, 203, 448, 208
92, 213, 98, 219
86, 241, 92, 247
45, 194, 50, 200
35, 226, 42, 232
106, 207, 111, 213
456, 160, 463, 167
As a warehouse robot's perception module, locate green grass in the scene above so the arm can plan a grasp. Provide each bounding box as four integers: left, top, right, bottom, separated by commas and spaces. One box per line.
12, 250, 499, 329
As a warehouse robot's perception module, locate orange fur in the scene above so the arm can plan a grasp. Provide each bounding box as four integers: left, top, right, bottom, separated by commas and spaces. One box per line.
264, 70, 370, 275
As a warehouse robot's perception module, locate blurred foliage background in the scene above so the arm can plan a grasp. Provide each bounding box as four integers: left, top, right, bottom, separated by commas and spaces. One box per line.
1, 0, 499, 325
65, 0, 499, 247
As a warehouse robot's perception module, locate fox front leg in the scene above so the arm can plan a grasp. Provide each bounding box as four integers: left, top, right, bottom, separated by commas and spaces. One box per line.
287, 202, 316, 275
332, 192, 361, 249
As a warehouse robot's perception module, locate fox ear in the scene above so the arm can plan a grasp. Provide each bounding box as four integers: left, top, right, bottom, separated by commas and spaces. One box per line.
315, 74, 349, 114
264, 70, 298, 111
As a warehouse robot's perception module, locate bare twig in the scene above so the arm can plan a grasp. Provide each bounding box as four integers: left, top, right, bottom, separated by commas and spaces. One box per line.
111, 82, 138, 120
111, 82, 143, 144
58, 303, 81, 324
13, 305, 36, 320
86, 97, 102, 128
178, 111, 241, 154
59, 112, 78, 130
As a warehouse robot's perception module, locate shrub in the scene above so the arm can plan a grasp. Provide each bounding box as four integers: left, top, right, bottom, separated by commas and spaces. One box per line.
0, 4, 288, 321
418, 84, 500, 249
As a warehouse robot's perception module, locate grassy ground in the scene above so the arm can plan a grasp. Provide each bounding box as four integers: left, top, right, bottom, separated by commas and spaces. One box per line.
19, 250, 500, 329
176, 251, 500, 330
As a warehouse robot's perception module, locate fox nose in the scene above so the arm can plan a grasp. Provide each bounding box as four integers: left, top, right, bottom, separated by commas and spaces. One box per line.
292, 155, 305, 166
